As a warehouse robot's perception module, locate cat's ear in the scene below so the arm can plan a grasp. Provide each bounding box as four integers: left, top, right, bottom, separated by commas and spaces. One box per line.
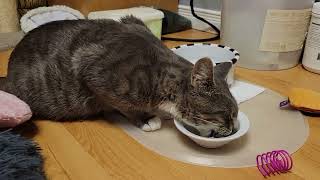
214, 62, 232, 80
191, 57, 214, 87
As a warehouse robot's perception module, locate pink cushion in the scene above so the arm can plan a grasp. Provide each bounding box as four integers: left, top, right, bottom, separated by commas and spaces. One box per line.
0, 90, 32, 128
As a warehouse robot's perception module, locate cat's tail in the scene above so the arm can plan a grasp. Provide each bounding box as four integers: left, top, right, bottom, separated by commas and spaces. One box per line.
120, 15, 149, 29
0, 78, 8, 91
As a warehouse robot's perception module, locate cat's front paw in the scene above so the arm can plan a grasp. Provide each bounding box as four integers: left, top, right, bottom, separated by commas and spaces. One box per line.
141, 117, 162, 132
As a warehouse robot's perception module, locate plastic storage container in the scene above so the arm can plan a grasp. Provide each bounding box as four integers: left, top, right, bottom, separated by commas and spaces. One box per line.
221, 0, 314, 70
88, 7, 164, 39
302, 2, 320, 74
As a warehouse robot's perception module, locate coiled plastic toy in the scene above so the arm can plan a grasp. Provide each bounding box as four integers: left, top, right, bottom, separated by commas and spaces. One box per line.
256, 150, 293, 177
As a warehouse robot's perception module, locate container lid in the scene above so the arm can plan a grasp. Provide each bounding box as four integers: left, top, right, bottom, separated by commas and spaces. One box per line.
312, 2, 320, 15
88, 7, 164, 22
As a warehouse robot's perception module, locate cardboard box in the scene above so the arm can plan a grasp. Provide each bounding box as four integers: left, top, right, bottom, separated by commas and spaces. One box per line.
0, 49, 12, 77
48, 0, 178, 16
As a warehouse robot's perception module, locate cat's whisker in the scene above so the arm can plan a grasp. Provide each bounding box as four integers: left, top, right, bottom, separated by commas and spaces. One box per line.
192, 116, 206, 121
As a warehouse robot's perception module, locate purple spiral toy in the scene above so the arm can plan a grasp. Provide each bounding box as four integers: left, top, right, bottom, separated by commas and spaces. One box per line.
256, 150, 293, 177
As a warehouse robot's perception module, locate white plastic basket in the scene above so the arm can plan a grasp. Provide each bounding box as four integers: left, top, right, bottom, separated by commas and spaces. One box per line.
171, 43, 240, 86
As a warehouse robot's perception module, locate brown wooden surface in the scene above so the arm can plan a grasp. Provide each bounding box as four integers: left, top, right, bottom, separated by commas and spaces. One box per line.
0, 49, 11, 77
48, 0, 178, 16
1, 29, 320, 179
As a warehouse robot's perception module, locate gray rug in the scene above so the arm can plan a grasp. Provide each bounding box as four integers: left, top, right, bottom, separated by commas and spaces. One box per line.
0, 129, 45, 180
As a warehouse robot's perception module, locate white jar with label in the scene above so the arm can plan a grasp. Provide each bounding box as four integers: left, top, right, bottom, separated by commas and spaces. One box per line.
303, 2, 320, 74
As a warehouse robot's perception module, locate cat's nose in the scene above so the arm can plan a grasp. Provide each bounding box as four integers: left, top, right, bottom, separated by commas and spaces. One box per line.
229, 122, 234, 131
228, 122, 237, 136
225, 120, 235, 132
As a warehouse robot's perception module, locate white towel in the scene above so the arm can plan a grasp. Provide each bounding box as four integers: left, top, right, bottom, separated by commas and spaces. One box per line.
20, 5, 85, 33
230, 80, 265, 104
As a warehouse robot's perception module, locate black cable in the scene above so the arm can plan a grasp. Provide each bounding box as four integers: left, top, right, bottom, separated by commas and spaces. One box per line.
161, 0, 220, 42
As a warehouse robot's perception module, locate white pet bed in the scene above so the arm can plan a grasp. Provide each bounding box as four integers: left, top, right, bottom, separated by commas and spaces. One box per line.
20, 5, 85, 33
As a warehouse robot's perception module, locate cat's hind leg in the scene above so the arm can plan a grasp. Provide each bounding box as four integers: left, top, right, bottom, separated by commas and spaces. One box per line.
0, 78, 8, 91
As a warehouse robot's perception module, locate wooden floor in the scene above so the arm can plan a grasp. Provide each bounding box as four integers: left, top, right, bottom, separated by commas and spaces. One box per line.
1, 30, 320, 180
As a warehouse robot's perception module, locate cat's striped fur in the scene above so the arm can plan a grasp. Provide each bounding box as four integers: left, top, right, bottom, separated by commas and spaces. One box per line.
0, 16, 238, 137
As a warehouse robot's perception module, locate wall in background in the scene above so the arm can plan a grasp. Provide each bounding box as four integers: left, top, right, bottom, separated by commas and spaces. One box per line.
179, 0, 221, 11
178, 0, 221, 31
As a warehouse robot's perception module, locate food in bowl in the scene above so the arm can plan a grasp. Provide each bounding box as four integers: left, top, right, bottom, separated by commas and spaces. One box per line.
174, 111, 250, 148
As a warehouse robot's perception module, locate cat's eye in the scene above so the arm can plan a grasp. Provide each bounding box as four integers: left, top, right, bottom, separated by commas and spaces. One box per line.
201, 112, 225, 119
190, 92, 198, 97
196, 115, 224, 125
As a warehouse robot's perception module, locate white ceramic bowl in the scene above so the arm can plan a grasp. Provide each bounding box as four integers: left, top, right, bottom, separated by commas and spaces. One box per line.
174, 111, 250, 148
171, 43, 240, 86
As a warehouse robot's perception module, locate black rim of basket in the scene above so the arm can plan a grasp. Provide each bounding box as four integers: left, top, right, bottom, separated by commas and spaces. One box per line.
171, 43, 240, 64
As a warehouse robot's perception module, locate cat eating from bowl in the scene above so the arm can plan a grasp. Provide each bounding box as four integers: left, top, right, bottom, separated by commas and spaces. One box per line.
0, 16, 238, 137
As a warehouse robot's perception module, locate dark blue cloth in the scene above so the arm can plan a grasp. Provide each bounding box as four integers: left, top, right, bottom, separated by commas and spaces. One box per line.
0, 130, 45, 180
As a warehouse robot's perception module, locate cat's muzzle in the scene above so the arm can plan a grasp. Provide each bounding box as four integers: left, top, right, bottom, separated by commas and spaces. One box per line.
182, 122, 234, 138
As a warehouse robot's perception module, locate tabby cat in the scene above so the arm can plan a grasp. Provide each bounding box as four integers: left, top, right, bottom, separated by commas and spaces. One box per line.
0, 16, 238, 137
